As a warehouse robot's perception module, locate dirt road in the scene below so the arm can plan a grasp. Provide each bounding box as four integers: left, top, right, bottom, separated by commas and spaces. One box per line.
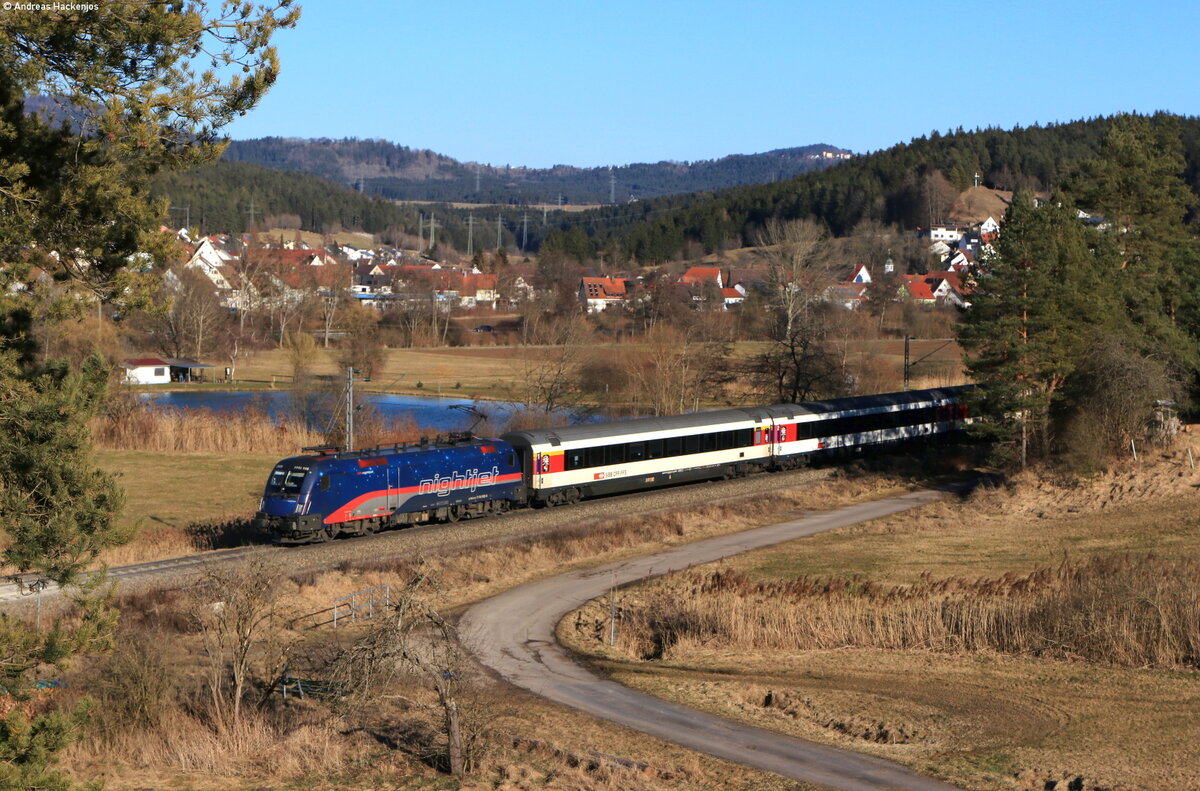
459, 487, 964, 791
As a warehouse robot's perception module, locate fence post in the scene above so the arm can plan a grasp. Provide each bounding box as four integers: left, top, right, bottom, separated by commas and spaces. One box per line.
1130, 439, 1138, 462
1189, 447, 1195, 471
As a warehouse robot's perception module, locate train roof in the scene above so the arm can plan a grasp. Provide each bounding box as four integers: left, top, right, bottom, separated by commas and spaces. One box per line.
501, 386, 971, 447
278, 433, 509, 465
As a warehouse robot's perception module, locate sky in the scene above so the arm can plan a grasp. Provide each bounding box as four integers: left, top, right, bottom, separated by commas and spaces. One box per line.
225, 0, 1200, 169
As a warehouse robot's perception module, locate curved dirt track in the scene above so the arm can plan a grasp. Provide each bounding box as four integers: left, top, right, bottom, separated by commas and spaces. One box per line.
459, 487, 964, 791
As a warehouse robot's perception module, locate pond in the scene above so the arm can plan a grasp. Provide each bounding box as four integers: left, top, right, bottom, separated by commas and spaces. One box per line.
135, 390, 602, 433
137, 390, 519, 432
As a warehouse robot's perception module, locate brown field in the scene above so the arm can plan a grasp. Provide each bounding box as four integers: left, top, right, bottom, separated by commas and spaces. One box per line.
562, 441, 1200, 791
162, 337, 966, 403
93, 449, 277, 566
259, 227, 376, 249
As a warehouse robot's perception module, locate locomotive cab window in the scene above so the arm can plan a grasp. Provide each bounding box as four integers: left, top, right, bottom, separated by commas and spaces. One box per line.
320, 474, 331, 492
267, 463, 310, 496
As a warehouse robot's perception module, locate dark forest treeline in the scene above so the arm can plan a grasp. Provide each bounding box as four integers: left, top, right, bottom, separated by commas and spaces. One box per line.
550, 113, 1200, 264
221, 137, 849, 204
153, 114, 1200, 263
149, 161, 525, 250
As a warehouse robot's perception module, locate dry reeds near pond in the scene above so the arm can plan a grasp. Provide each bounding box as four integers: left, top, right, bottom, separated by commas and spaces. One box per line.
93, 398, 425, 455
617, 554, 1200, 669
93, 405, 323, 454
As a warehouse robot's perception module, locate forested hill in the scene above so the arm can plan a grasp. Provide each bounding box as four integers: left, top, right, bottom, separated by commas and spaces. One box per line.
220, 137, 852, 204
564, 113, 1200, 264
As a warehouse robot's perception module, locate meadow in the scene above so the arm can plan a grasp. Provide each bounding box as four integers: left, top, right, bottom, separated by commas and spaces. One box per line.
562, 445, 1200, 791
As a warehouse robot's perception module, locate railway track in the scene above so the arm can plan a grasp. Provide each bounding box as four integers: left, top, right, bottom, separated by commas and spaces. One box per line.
0, 546, 269, 605
0, 465, 832, 612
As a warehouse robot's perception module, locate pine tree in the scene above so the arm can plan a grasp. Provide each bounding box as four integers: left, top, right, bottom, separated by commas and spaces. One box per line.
958, 192, 1124, 466
1068, 114, 1200, 379
0, 4, 297, 787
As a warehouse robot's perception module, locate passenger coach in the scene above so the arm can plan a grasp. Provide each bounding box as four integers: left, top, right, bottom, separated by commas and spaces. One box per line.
502, 386, 969, 507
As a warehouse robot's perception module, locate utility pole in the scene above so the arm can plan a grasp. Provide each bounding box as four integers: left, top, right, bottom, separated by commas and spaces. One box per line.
521, 213, 528, 252
542, 203, 548, 225
418, 213, 424, 251
467, 213, 474, 257
170, 206, 191, 233
609, 170, 616, 204
429, 214, 437, 250
246, 197, 258, 244
496, 215, 502, 249
345, 367, 356, 452
903, 335, 911, 390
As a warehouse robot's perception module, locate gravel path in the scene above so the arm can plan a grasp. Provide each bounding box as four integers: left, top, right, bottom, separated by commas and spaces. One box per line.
459, 487, 964, 791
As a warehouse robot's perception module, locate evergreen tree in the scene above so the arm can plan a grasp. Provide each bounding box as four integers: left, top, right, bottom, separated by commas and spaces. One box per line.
1068, 114, 1200, 379
0, 4, 297, 787
958, 192, 1123, 466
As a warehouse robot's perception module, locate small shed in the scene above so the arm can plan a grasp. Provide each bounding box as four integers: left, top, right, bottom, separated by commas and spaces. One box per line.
165, 358, 214, 383
122, 358, 172, 385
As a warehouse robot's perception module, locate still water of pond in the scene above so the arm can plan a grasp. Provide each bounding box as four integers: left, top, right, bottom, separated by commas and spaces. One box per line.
137, 390, 519, 432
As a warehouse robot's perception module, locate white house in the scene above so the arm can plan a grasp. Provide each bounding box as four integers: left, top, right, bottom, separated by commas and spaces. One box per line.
122, 358, 172, 385
979, 216, 1000, 236
927, 226, 964, 243
721, 285, 747, 309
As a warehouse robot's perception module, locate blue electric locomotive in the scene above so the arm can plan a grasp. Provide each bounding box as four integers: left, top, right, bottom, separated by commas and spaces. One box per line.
257, 435, 524, 542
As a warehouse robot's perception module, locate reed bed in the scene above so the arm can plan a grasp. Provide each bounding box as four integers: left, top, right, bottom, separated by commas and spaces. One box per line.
92, 401, 426, 455
613, 554, 1200, 669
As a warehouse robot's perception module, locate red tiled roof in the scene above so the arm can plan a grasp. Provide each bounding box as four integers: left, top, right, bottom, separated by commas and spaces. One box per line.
903, 276, 936, 301
679, 267, 721, 286
581, 276, 627, 299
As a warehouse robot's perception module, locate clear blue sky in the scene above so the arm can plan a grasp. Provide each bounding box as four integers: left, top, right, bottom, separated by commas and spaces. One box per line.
226, 0, 1200, 169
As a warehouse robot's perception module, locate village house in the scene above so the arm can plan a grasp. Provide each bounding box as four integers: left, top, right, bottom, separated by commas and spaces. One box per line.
579, 276, 629, 313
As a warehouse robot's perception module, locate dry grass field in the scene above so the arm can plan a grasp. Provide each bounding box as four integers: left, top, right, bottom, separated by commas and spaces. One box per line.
93, 449, 278, 566
562, 440, 1200, 791
174, 337, 965, 402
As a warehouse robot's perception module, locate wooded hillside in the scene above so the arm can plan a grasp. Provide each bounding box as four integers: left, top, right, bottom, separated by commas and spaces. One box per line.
221, 137, 851, 204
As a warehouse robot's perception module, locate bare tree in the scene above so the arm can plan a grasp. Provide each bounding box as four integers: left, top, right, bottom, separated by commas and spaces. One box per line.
281, 330, 318, 384
748, 219, 847, 403
337, 303, 386, 379
512, 315, 588, 414
754, 218, 834, 339
143, 268, 228, 360
625, 323, 730, 415
327, 577, 477, 776
188, 560, 295, 729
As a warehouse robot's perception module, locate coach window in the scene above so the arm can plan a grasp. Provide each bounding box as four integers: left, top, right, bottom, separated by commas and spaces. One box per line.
587, 447, 605, 467
646, 439, 664, 459
684, 435, 700, 455
607, 444, 627, 465
628, 442, 645, 462
565, 449, 586, 470
702, 433, 718, 452
718, 431, 733, 450
666, 437, 682, 457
